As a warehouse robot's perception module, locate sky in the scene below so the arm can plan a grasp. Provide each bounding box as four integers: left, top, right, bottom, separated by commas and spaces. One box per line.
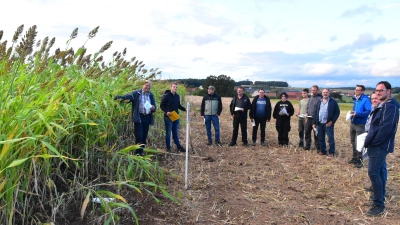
1, 0, 400, 88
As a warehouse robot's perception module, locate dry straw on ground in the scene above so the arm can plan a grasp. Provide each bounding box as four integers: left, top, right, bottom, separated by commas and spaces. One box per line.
123, 96, 400, 225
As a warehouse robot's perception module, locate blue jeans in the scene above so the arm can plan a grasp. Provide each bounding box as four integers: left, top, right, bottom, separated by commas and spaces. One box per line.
367, 146, 388, 207
317, 123, 335, 155
205, 115, 220, 142
164, 117, 182, 149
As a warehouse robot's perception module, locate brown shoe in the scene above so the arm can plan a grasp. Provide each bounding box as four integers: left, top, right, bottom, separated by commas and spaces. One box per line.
326, 154, 334, 158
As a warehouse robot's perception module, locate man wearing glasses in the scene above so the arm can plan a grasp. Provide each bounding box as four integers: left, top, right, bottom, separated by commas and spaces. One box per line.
363, 81, 399, 216
348, 85, 371, 168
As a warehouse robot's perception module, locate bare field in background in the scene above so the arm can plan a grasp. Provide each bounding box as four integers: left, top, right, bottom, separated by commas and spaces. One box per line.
126, 96, 400, 225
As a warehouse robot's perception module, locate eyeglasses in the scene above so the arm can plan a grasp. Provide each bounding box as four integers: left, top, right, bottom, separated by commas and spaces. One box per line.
355, 89, 363, 91
375, 89, 387, 93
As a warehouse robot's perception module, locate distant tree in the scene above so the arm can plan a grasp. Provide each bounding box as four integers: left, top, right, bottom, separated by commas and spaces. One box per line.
167, 78, 205, 87
392, 87, 400, 94
330, 92, 342, 100
394, 94, 400, 102
202, 74, 235, 97
254, 81, 288, 87
235, 80, 253, 86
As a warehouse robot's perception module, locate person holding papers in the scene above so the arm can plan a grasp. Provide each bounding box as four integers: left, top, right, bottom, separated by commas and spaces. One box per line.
160, 82, 187, 153
273, 92, 294, 147
229, 86, 251, 147
304, 85, 322, 151
297, 89, 309, 148
363, 81, 399, 216
114, 80, 157, 156
348, 85, 371, 168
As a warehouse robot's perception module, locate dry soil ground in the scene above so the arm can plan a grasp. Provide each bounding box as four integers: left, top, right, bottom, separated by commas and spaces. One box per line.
120, 96, 400, 225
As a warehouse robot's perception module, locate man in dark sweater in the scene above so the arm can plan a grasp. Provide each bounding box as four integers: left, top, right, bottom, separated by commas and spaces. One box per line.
229, 87, 251, 147
160, 82, 186, 153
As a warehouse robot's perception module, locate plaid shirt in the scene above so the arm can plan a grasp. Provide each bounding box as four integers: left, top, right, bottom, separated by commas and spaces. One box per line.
318, 99, 329, 123
139, 91, 151, 114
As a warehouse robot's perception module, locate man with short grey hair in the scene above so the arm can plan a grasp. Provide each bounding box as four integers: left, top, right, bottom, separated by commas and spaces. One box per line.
201, 85, 223, 146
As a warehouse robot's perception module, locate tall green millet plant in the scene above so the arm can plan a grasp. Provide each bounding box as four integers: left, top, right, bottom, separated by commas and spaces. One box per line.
0, 25, 178, 225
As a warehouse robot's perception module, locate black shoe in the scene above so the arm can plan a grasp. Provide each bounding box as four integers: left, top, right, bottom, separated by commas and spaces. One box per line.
228, 142, 237, 146
303, 146, 310, 150
261, 141, 266, 146
298, 142, 304, 148
166, 148, 171, 153
364, 186, 373, 192
354, 160, 363, 168
243, 143, 249, 147
207, 141, 212, 146
251, 141, 256, 146
178, 146, 186, 152
215, 140, 222, 146
366, 205, 385, 216
348, 158, 358, 164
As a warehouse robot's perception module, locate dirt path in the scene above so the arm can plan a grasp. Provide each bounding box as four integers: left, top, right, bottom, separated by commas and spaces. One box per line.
126, 96, 400, 225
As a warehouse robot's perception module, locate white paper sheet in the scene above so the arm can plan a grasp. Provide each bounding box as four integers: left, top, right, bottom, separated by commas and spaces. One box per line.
234, 107, 243, 111
346, 111, 352, 121
144, 101, 152, 114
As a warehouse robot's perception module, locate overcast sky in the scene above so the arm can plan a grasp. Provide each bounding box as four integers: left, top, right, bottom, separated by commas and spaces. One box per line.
2, 0, 400, 88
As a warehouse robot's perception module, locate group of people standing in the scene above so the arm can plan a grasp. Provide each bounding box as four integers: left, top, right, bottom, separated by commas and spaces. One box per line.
115, 80, 399, 217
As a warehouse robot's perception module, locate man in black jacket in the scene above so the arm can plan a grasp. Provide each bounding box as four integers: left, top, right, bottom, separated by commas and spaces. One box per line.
249, 89, 272, 146
201, 85, 223, 146
229, 87, 251, 147
160, 82, 186, 153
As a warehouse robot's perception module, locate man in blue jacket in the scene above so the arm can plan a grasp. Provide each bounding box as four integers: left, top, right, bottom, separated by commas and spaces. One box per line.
312, 89, 340, 157
363, 81, 399, 216
114, 80, 157, 155
349, 85, 371, 168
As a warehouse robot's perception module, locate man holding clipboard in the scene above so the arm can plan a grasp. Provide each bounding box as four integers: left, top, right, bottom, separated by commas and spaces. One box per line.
160, 82, 187, 153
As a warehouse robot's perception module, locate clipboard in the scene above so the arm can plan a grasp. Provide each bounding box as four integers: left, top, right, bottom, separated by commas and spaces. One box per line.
168, 111, 180, 122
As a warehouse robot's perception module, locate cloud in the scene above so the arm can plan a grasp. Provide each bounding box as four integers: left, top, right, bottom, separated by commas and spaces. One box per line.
192, 57, 204, 62
134, 37, 151, 46
302, 63, 337, 76
254, 22, 268, 39
193, 34, 221, 45
340, 5, 382, 18
371, 58, 400, 77
330, 35, 337, 42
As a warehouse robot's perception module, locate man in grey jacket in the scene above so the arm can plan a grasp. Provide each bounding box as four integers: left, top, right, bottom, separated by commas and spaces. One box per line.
304, 85, 322, 151
201, 86, 223, 146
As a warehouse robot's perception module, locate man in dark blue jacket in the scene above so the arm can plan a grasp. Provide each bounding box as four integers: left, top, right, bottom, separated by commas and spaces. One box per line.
160, 82, 186, 153
229, 87, 251, 147
349, 85, 371, 168
363, 81, 399, 216
114, 80, 157, 155
312, 89, 340, 157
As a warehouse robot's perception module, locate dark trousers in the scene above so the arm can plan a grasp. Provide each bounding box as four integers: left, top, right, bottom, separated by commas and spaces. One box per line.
134, 114, 151, 154
368, 146, 388, 207
276, 119, 290, 145
350, 123, 365, 160
304, 118, 320, 150
252, 117, 267, 142
231, 116, 248, 144
298, 119, 305, 143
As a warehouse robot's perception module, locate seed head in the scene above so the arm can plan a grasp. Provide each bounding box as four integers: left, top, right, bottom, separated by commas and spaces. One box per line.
131, 56, 136, 62
88, 26, 99, 39
12, 24, 24, 43
99, 41, 112, 53
113, 51, 117, 57
123, 48, 126, 56
47, 37, 55, 52
0, 30, 3, 41
96, 55, 103, 62
70, 28, 78, 39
